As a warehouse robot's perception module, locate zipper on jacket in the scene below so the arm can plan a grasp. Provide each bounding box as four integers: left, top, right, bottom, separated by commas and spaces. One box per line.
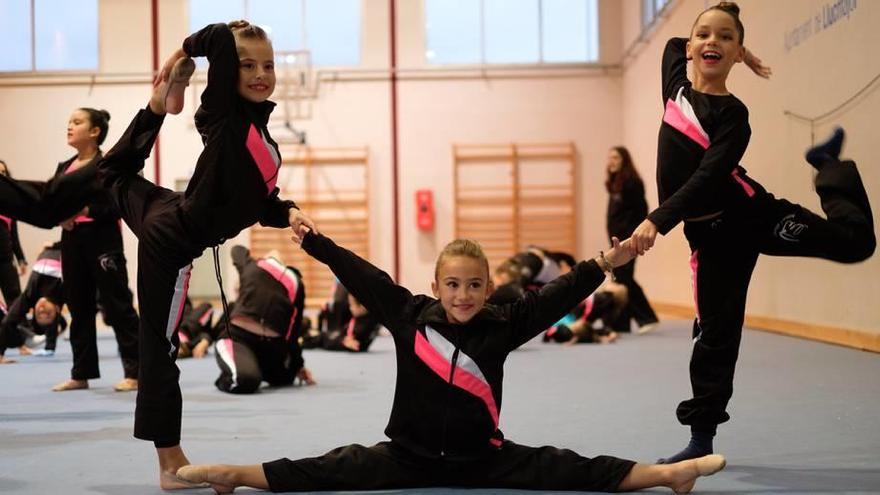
439, 346, 461, 457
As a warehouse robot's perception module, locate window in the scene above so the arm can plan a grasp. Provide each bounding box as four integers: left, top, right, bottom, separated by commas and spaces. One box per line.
189, 0, 360, 66
642, 0, 670, 28
0, 0, 99, 72
425, 0, 599, 65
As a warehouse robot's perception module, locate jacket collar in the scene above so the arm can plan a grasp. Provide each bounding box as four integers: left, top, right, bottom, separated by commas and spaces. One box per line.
59, 150, 103, 172
420, 299, 506, 329
242, 98, 276, 127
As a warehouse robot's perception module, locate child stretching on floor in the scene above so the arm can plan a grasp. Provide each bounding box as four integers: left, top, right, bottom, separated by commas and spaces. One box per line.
177, 224, 726, 494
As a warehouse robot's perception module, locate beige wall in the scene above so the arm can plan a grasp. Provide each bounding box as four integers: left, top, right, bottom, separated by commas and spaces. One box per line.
0, 0, 623, 301
621, 0, 880, 333
2, 0, 876, 336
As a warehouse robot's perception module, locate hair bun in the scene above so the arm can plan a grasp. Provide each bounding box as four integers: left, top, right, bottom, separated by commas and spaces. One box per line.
716, 1, 740, 15
99, 109, 111, 122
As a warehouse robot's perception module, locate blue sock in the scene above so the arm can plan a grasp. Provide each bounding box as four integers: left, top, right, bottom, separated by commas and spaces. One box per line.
805, 127, 845, 170
658, 430, 714, 464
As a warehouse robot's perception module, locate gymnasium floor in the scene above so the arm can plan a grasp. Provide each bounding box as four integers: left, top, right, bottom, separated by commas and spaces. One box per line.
1, 320, 878, 494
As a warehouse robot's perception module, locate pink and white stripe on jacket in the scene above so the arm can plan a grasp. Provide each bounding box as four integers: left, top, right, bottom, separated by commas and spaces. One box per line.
414, 325, 502, 446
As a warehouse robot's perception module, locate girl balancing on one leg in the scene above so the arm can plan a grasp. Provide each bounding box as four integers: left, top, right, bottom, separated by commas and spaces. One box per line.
629, 2, 875, 464
96, 20, 314, 489
177, 225, 727, 494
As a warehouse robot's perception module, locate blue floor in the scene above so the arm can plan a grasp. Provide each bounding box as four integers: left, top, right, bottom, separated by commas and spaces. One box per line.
1, 320, 879, 494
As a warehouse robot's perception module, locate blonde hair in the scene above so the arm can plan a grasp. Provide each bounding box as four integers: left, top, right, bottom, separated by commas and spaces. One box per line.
494, 259, 521, 284
227, 20, 269, 41
435, 239, 489, 280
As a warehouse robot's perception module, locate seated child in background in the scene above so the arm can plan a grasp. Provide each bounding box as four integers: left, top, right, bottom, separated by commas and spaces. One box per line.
177, 298, 215, 359
0, 242, 67, 362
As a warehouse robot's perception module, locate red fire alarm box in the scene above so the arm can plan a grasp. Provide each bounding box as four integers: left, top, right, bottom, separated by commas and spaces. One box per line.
415, 189, 434, 231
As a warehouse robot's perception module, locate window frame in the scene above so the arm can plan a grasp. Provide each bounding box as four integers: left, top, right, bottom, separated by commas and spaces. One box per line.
424, 0, 600, 67
0, 0, 100, 73
188, 0, 361, 67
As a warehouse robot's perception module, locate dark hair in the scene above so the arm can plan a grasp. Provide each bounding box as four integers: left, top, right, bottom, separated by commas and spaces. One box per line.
227, 20, 269, 41
605, 146, 641, 194
0, 159, 9, 178
547, 251, 578, 271
78, 108, 111, 145
694, 1, 745, 45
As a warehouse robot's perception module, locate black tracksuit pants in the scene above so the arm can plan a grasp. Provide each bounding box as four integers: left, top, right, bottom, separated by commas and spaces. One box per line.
0, 259, 20, 307
62, 224, 139, 380
214, 325, 298, 394
99, 107, 204, 447
608, 257, 658, 332
678, 159, 875, 433
263, 440, 635, 492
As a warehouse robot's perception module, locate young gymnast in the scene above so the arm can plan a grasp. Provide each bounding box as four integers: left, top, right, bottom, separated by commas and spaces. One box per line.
604, 146, 659, 333
51, 108, 141, 394
95, 20, 314, 488
486, 259, 525, 306
314, 291, 381, 352
213, 245, 314, 393
0, 242, 65, 362
176, 226, 727, 494
0, 161, 28, 305
176, 298, 215, 359
628, 2, 875, 463
542, 254, 626, 345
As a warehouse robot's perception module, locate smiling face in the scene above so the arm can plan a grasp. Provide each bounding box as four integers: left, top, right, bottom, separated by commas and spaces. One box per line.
432, 255, 492, 325
236, 36, 276, 103
66, 110, 100, 149
34, 298, 59, 327
687, 9, 744, 89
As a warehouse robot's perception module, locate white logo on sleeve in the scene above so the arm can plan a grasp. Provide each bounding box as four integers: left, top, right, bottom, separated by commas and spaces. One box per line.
774, 214, 808, 242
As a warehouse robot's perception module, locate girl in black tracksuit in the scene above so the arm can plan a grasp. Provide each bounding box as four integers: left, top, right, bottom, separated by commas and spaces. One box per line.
0, 215, 26, 306
632, 3, 875, 463
176, 298, 215, 358
312, 284, 381, 352
264, 233, 636, 492
213, 246, 309, 393
51, 108, 139, 391
605, 146, 658, 332
177, 232, 729, 493
0, 161, 28, 305
0, 242, 65, 357
97, 22, 303, 457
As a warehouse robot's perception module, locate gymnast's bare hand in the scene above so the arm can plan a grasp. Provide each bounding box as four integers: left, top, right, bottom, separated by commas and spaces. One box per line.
342, 335, 361, 352
289, 209, 317, 244
744, 48, 772, 79
631, 219, 658, 255
603, 237, 637, 267
296, 367, 317, 386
